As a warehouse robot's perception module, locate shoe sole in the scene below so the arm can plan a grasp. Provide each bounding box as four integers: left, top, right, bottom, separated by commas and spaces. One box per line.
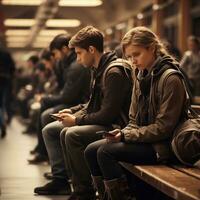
34, 190, 71, 195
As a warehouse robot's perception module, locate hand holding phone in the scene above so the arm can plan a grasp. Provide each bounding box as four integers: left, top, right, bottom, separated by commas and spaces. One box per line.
96, 130, 116, 137
50, 113, 63, 121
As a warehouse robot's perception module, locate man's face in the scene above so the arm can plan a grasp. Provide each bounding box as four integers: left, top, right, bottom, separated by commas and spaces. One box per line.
74, 46, 94, 68
42, 59, 53, 70
52, 49, 63, 61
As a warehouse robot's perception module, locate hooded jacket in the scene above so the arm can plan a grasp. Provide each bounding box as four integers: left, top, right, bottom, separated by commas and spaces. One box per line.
75, 52, 132, 128
42, 51, 91, 108
122, 55, 188, 162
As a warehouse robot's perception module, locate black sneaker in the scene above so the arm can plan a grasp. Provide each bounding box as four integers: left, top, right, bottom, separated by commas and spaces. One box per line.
28, 154, 48, 164
1, 125, 6, 138
34, 179, 71, 195
43, 172, 53, 180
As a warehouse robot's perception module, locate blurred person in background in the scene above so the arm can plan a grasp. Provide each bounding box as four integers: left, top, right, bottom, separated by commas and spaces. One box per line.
17, 55, 39, 119
0, 46, 15, 138
180, 35, 200, 96
27, 34, 91, 165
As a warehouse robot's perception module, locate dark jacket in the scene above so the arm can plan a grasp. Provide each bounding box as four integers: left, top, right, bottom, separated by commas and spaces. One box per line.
42, 51, 91, 108
74, 52, 132, 128
122, 56, 187, 162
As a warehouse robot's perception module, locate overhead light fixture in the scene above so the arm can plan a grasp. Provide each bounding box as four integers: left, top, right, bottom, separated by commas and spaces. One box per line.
6, 36, 28, 43
32, 42, 49, 48
7, 42, 26, 48
152, 4, 160, 11
137, 13, 144, 20
4, 19, 35, 27
46, 19, 80, 28
39, 29, 67, 36
2, 0, 102, 7
105, 28, 113, 35
5, 29, 30, 36
2, 0, 42, 6
59, 0, 102, 7
35, 36, 55, 43
116, 23, 126, 30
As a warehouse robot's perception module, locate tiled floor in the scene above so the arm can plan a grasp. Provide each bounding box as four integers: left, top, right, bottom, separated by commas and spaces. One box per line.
0, 118, 69, 200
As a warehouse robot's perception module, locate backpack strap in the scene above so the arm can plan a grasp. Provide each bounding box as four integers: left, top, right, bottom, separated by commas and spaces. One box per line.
102, 58, 132, 90
158, 68, 179, 98
158, 68, 198, 118
101, 58, 132, 127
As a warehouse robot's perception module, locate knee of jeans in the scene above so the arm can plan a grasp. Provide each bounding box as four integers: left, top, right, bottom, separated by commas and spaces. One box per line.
64, 126, 80, 145
42, 124, 51, 139
41, 109, 51, 125
60, 127, 68, 140
97, 144, 110, 163
84, 143, 96, 161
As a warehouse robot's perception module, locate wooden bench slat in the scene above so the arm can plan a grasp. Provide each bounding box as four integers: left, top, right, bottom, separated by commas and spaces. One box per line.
120, 162, 200, 200
193, 96, 200, 105
171, 165, 200, 180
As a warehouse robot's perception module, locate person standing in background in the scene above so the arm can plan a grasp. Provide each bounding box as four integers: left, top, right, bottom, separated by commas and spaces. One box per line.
0, 47, 15, 138
180, 35, 200, 96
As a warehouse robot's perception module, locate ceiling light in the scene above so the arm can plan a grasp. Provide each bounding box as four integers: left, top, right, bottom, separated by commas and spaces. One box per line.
105, 28, 113, 35
46, 19, 80, 28
2, 0, 42, 6
6, 36, 28, 43
116, 23, 126, 30
4, 19, 35, 27
7, 42, 26, 48
2, 0, 102, 7
59, 0, 102, 7
5, 29, 30, 36
32, 42, 49, 48
39, 29, 67, 36
35, 36, 55, 43
137, 13, 144, 20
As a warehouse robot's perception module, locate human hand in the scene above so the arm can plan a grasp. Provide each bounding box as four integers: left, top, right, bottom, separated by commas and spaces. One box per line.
105, 129, 122, 143
59, 108, 72, 114
61, 113, 76, 127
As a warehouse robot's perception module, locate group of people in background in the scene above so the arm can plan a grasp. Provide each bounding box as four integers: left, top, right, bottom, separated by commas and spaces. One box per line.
0, 25, 200, 200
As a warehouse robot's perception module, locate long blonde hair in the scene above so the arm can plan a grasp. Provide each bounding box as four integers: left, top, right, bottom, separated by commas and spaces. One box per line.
122, 26, 169, 58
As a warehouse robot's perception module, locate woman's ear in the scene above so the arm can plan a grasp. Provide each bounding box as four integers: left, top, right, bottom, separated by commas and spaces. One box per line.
88, 46, 95, 54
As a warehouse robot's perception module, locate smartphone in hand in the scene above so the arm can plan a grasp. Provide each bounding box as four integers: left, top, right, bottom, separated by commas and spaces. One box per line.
50, 113, 63, 120
96, 130, 115, 137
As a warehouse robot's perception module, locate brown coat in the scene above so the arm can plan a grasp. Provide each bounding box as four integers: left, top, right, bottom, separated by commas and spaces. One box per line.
122, 57, 187, 162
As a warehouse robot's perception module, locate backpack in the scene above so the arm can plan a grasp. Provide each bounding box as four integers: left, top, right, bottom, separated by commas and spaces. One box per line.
158, 68, 200, 167
102, 58, 133, 127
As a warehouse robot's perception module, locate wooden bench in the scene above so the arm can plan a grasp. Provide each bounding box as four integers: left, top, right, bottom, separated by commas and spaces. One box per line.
120, 104, 200, 200
120, 162, 200, 200
193, 96, 200, 105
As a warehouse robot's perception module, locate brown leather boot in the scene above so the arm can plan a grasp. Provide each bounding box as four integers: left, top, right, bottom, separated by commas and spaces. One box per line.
104, 176, 135, 200
91, 176, 106, 200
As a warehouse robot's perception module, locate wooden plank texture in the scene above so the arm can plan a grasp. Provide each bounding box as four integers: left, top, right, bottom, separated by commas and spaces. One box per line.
120, 162, 200, 200
172, 165, 200, 180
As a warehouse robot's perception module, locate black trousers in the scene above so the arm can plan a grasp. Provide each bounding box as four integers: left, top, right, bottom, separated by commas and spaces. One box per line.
85, 139, 157, 180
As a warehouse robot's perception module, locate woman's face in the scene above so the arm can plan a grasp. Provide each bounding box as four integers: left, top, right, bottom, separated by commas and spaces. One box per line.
124, 44, 155, 70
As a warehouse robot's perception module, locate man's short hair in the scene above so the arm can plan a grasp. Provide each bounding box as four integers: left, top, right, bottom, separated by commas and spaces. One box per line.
28, 55, 39, 65
40, 48, 52, 61
69, 26, 104, 53
49, 34, 71, 51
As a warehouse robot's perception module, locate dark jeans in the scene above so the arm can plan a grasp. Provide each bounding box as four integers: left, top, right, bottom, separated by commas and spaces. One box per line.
36, 104, 66, 155
61, 125, 110, 194
85, 139, 157, 180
